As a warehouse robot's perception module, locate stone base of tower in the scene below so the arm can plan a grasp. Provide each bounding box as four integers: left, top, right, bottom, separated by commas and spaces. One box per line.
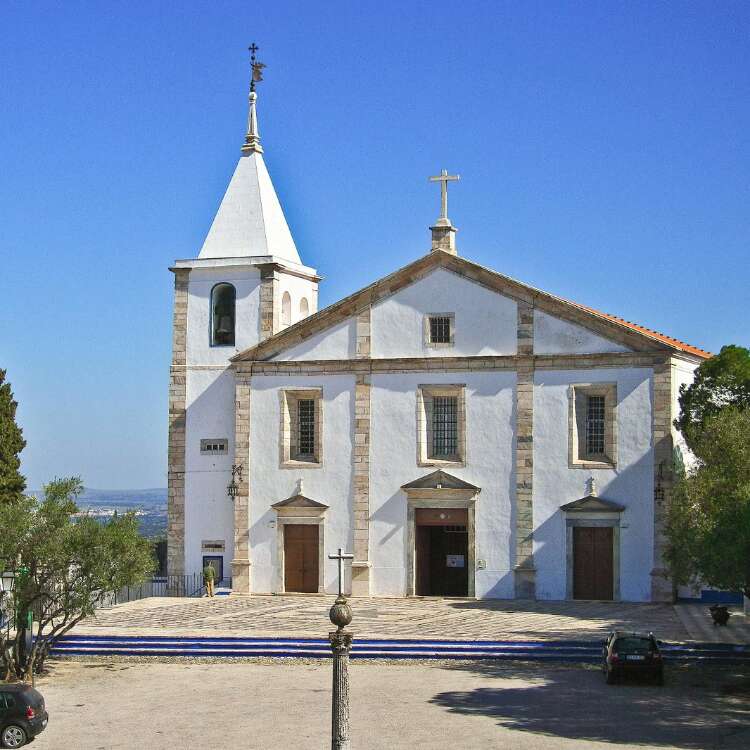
232, 559, 252, 595
351, 561, 371, 597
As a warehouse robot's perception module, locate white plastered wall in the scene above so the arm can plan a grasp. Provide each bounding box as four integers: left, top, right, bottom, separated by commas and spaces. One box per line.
532, 367, 654, 601
369, 370, 517, 598
186, 266, 262, 366
272, 318, 356, 361
184, 367, 236, 578
278, 272, 318, 329
370, 267, 518, 358
534, 310, 631, 354
246, 374, 356, 593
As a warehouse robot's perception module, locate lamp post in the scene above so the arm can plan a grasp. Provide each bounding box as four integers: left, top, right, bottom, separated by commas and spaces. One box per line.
328, 548, 354, 750
0, 569, 15, 630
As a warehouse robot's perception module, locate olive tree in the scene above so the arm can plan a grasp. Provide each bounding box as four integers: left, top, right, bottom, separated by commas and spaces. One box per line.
0, 478, 155, 680
666, 408, 750, 600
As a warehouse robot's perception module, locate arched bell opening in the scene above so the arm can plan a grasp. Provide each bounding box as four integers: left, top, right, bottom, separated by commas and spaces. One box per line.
211, 283, 236, 347
281, 291, 292, 329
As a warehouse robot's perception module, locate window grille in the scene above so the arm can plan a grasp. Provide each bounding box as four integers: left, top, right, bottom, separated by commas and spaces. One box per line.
429, 316, 451, 344
586, 395, 606, 455
297, 399, 316, 457
432, 396, 458, 457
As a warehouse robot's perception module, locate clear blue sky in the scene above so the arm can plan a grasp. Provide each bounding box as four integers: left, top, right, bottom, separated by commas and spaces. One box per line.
2, 1, 748, 490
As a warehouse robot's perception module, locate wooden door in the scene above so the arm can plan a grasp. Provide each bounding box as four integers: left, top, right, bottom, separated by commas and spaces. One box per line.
573, 526, 614, 600
284, 524, 319, 593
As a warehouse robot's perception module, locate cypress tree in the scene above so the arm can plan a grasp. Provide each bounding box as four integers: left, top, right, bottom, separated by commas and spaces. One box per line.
0, 368, 26, 503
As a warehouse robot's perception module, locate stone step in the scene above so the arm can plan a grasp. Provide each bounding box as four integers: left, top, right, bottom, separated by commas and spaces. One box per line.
50, 635, 750, 663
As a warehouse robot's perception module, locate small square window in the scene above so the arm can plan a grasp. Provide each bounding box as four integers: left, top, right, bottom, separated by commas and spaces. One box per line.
200, 439, 228, 455
424, 313, 455, 348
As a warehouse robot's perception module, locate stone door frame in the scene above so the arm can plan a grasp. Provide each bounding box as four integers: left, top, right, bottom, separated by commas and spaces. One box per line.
403, 488, 480, 598
274, 509, 327, 594
565, 515, 621, 601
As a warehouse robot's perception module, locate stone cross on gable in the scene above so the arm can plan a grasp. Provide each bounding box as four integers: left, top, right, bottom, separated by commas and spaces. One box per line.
429, 169, 460, 224
329, 547, 354, 597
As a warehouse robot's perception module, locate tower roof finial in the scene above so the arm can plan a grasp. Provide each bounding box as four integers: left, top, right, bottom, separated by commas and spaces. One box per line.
428, 169, 460, 254
243, 43, 265, 154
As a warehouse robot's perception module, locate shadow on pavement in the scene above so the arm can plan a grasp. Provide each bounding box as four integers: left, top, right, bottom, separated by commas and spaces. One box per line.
430, 661, 750, 748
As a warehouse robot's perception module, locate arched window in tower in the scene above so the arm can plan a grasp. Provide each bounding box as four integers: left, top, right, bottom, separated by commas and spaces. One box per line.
299, 297, 309, 319
281, 291, 292, 328
211, 283, 236, 346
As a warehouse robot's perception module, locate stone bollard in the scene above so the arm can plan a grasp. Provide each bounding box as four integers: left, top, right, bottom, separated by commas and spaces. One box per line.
329, 594, 353, 750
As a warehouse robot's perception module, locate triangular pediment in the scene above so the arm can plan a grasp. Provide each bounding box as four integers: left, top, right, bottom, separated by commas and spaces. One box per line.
401, 470, 480, 492
231, 250, 710, 363
271, 493, 329, 509
560, 495, 625, 513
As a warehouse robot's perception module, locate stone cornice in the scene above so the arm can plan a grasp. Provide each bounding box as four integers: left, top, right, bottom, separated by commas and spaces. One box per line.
233, 351, 671, 377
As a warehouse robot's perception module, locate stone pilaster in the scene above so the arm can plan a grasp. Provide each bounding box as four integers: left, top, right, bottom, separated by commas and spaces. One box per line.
351, 368, 372, 596
355, 306, 371, 358
232, 375, 252, 594
514, 301, 536, 598
167, 269, 189, 578
259, 265, 280, 341
651, 358, 675, 602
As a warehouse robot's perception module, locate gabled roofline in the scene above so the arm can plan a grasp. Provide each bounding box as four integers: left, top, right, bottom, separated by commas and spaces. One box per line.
231, 250, 711, 363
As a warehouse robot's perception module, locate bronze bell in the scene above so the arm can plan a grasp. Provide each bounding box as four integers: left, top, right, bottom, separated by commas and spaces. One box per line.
216, 315, 233, 335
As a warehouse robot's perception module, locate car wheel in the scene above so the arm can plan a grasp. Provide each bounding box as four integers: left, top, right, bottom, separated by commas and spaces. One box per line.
1, 724, 28, 748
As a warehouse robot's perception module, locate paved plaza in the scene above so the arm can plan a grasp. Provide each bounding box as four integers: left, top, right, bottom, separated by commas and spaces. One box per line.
70, 594, 749, 643
33, 659, 750, 749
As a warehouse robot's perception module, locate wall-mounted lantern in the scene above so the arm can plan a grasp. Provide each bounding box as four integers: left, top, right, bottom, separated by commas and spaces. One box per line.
227, 464, 244, 500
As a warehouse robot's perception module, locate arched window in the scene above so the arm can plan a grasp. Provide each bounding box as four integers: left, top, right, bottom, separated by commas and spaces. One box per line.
211, 283, 236, 346
281, 291, 292, 328
299, 297, 309, 319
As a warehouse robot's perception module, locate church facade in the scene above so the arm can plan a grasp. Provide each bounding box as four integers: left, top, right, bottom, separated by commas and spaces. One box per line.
167, 77, 709, 603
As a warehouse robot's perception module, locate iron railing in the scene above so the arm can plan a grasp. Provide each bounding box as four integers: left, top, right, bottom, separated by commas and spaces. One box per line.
97, 575, 232, 608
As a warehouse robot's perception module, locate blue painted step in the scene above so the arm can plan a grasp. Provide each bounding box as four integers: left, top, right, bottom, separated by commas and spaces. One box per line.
50, 634, 750, 664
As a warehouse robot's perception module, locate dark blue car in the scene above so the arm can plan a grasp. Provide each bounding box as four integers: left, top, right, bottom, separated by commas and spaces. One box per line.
0, 684, 48, 748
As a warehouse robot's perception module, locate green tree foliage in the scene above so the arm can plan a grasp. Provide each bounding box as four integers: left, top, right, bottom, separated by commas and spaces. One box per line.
0, 478, 155, 680
675, 345, 750, 452
0, 369, 26, 503
666, 409, 750, 600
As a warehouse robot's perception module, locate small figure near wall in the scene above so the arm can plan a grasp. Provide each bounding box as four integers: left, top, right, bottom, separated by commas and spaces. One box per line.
203, 562, 216, 598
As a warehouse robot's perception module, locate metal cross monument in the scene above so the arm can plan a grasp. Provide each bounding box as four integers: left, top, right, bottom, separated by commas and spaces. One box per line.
429, 169, 460, 223
329, 548, 354, 597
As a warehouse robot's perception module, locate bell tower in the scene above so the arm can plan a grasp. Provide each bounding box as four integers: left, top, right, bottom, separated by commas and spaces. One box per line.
167, 48, 320, 582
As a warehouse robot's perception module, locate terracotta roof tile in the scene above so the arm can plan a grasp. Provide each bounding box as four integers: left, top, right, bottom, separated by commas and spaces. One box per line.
568, 302, 712, 359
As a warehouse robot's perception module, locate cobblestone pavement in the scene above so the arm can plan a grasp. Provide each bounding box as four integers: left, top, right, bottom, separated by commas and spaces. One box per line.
73, 595, 695, 641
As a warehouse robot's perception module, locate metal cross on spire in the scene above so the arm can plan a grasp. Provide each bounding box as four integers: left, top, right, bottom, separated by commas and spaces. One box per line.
248, 43, 266, 92
329, 548, 354, 598
429, 169, 460, 226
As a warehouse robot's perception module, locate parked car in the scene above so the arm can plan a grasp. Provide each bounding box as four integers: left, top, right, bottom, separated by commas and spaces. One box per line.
0, 684, 48, 748
602, 631, 664, 685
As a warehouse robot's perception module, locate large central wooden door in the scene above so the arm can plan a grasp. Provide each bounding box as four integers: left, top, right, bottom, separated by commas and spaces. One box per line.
284, 524, 319, 593
573, 526, 614, 600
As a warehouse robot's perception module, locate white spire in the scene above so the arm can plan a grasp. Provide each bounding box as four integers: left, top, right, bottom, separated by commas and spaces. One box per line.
197, 61, 302, 265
